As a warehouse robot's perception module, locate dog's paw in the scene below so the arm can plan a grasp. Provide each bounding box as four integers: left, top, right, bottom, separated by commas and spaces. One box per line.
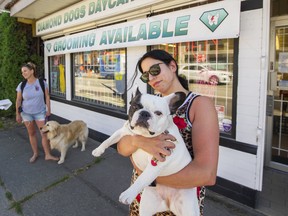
58, 159, 64, 164
92, 147, 104, 157
119, 189, 136, 205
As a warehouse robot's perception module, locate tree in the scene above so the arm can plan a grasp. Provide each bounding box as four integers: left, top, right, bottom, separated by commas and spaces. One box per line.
0, 12, 41, 117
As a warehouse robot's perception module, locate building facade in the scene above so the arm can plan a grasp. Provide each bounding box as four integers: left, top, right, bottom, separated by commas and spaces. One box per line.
1, 0, 288, 209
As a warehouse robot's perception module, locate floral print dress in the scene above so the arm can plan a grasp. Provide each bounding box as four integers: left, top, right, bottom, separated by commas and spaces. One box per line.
129, 92, 206, 216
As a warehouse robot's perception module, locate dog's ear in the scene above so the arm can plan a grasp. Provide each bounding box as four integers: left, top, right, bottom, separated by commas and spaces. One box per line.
56, 123, 61, 135
132, 87, 141, 98
165, 92, 186, 114
130, 87, 142, 105
135, 87, 141, 96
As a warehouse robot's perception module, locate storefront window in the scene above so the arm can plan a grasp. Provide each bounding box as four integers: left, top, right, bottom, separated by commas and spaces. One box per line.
72, 48, 126, 111
152, 39, 234, 135
48, 55, 66, 98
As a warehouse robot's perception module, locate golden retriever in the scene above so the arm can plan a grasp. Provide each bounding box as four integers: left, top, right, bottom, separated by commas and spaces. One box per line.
41, 120, 89, 164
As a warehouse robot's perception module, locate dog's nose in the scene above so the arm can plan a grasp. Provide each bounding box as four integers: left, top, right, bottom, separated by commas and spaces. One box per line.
139, 110, 151, 120
136, 111, 151, 129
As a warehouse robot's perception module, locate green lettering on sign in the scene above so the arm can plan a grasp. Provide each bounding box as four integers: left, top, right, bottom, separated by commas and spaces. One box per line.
175, 15, 190, 36
148, 21, 161, 39
162, 19, 173, 38
137, 23, 147, 40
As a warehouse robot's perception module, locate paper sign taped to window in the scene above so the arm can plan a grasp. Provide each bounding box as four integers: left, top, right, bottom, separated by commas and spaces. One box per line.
279, 52, 288, 73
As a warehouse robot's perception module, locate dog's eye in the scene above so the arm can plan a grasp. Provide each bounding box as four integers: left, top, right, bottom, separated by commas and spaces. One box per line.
154, 111, 162, 116
132, 104, 142, 110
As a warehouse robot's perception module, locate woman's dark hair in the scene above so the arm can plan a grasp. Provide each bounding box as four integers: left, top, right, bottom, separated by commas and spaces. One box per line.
22, 62, 38, 77
129, 49, 188, 90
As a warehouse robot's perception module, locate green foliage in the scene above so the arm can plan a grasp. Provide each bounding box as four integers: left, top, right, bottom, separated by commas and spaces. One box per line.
30, 54, 44, 78
0, 12, 42, 117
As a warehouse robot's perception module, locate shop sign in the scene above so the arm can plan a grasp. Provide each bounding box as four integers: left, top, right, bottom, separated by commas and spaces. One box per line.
36, 0, 162, 36
44, 0, 240, 56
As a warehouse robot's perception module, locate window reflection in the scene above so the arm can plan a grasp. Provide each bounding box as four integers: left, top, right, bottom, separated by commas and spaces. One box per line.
48, 55, 66, 98
72, 49, 126, 111
152, 39, 234, 135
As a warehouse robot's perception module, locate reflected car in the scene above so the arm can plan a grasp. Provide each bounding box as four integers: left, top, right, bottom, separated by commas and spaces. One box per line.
99, 65, 116, 79
179, 64, 232, 85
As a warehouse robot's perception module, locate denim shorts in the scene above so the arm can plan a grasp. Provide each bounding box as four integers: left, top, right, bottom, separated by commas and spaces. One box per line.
21, 110, 46, 122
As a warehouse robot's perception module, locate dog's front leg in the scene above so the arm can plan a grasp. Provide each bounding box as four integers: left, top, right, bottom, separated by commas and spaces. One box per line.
58, 146, 69, 164
92, 127, 128, 157
119, 162, 164, 205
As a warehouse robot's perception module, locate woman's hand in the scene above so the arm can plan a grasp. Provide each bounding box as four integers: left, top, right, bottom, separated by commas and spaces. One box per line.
117, 133, 176, 162
16, 114, 22, 124
134, 133, 176, 162
129, 133, 176, 175
46, 111, 51, 117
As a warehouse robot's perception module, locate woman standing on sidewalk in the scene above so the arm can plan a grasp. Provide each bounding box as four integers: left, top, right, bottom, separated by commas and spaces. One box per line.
15, 62, 59, 163
117, 50, 219, 216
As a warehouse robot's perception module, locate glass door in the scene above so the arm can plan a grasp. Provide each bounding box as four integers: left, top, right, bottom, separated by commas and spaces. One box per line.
266, 18, 288, 172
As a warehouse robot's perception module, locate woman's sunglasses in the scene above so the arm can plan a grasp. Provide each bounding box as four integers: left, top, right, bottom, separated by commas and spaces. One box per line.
140, 63, 164, 83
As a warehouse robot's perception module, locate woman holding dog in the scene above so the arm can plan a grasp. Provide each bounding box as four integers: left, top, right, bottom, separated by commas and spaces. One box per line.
16, 62, 59, 163
117, 49, 219, 216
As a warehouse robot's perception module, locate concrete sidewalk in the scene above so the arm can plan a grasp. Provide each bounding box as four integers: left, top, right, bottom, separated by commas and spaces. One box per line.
0, 124, 266, 216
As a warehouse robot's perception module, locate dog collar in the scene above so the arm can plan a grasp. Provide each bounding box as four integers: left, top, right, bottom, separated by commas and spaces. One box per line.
50, 133, 58, 139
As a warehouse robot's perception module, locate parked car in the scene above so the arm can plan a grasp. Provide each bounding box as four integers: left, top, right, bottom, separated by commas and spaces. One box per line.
179, 64, 232, 85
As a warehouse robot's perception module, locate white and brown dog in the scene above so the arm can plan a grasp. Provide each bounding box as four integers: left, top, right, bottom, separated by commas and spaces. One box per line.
92, 89, 199, 216
41, 120, 89, 164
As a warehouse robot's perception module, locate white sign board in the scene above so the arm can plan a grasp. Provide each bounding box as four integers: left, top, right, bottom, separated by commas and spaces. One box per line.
44, 0, 241, 56
36, 0, 163, 36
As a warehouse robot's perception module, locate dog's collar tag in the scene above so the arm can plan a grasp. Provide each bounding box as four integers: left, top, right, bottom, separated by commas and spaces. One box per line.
151, 158, 158, 166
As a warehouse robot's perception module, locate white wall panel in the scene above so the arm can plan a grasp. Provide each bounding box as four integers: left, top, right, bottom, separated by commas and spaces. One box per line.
65, 54, 71, 100
237, 75, 261, 87
236, 114, 258, 144
237, 94, 259, 106
237, 103, 259, 116
217, 146, 257, 189
237, 9, 262, 145
237, 58, 261, 77
51, 101, 125, 135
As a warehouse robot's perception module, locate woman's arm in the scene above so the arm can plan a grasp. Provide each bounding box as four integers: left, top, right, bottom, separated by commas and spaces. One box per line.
156, 96, 219, 188
45, 88, 51, 117
15, 91, 22, 123
117, 133, 176, 162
